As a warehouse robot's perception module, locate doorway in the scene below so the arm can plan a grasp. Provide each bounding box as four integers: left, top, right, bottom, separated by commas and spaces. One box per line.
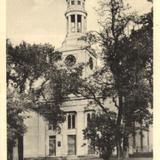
49, 136, 56, 156
68, 135, 76, 155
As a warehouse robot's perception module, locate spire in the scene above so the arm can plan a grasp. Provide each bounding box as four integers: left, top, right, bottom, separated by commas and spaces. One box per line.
65, 0, 87, 37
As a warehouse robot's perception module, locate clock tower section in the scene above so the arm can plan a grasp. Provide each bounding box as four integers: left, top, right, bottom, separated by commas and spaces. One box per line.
59, 0, 97, 76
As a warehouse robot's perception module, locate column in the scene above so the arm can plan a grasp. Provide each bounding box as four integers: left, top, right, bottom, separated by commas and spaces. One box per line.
38, 116, 47, 157
76, 111, 85, 156
62, 118, 68, 156
82, 15, 84, 33
75, 14, 78, 33
67, 17, 68, 34
68, 15, 71, 34
85, 16, 87, 32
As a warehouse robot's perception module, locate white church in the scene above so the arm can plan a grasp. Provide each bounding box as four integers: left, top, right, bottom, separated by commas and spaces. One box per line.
22, 0, 152, 159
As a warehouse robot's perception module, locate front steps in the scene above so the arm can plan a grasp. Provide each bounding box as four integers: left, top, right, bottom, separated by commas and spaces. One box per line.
24, 156, 102, 160
129, 152, 153, 158
24, 152, 153, 160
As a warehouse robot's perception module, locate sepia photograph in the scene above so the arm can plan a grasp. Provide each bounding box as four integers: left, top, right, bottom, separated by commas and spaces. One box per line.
4, 0, 154, 160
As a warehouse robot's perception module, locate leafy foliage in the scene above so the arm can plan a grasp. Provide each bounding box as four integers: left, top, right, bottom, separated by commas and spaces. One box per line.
6, 40, 83, 159
84, 112, 117, 159
81, 0, 153, 159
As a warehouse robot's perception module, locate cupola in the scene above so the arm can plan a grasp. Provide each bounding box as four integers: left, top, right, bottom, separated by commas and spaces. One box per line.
65, 0, 87, 36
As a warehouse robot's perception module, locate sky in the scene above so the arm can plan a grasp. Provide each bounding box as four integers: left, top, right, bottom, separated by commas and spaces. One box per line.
6, 0, 152, 48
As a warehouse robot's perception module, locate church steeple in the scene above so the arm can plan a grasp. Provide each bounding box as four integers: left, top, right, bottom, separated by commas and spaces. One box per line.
59, 0, 88, 51
65, 0, 87, 36
58, 0, 96, 75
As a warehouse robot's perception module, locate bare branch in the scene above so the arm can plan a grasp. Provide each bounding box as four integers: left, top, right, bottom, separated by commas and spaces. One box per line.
112, 96, 119, 108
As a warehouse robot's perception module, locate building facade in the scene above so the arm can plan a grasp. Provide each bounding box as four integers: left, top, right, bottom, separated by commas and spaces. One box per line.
24, 0, 98, 159
23, 0, 152, 159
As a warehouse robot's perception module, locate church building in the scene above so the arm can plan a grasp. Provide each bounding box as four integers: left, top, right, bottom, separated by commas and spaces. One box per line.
24, 0, 98, 159
23, 0, 152, 159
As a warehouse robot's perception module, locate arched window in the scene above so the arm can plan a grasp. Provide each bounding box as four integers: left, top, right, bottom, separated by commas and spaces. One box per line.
87, 113, 91, 126
87, 112, 95, 126
87, 113, 91, 122
68, 115, 71, 129
92, 113, 95, 119
72, 114, 75, 128
87, 112, 95, 154
77, 15, 82, 32
71, 15, 75, 32
68, 113, 76, 129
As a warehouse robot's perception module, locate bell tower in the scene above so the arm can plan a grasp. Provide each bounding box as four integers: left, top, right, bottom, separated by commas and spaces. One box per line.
59, 0, 88, 51
58, 0, 96, 75
65, 0, 87, 36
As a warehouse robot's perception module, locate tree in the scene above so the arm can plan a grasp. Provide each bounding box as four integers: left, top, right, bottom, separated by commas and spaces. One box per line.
7, 40, 61, 159
7, 90, 28, 160
79, 0, 153, 159
7, 40, 82, 160
84, 112, 117, 160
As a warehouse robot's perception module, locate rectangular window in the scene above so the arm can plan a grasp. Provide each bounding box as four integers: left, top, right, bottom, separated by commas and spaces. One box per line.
71, 0, 74, 5
71, 15, 75, 22
68, 135, 76, 155
68, 113, 76, 129
78, 15, 82, 23
49, 136, 56, 156
78, 0, 81, 5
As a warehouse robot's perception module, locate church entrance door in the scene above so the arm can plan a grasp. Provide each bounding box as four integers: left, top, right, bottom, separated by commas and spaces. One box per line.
68, 135, 76, 155
49, 136, 56, 156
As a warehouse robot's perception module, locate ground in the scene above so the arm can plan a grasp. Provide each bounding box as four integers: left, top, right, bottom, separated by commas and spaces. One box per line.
128, 159, 152, 160
110, 158, 152, 160
24, 156, 153, 160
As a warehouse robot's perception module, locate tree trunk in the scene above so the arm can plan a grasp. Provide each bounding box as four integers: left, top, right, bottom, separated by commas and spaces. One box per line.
132, 122, 136, 150
123, 150, 129, 160
116, 94, 123, 159
140, 123, 144, 152
117, 142, 122, 160
18, 136, 23, 160
122, 135, 129, 159
7, 144, 13, 160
